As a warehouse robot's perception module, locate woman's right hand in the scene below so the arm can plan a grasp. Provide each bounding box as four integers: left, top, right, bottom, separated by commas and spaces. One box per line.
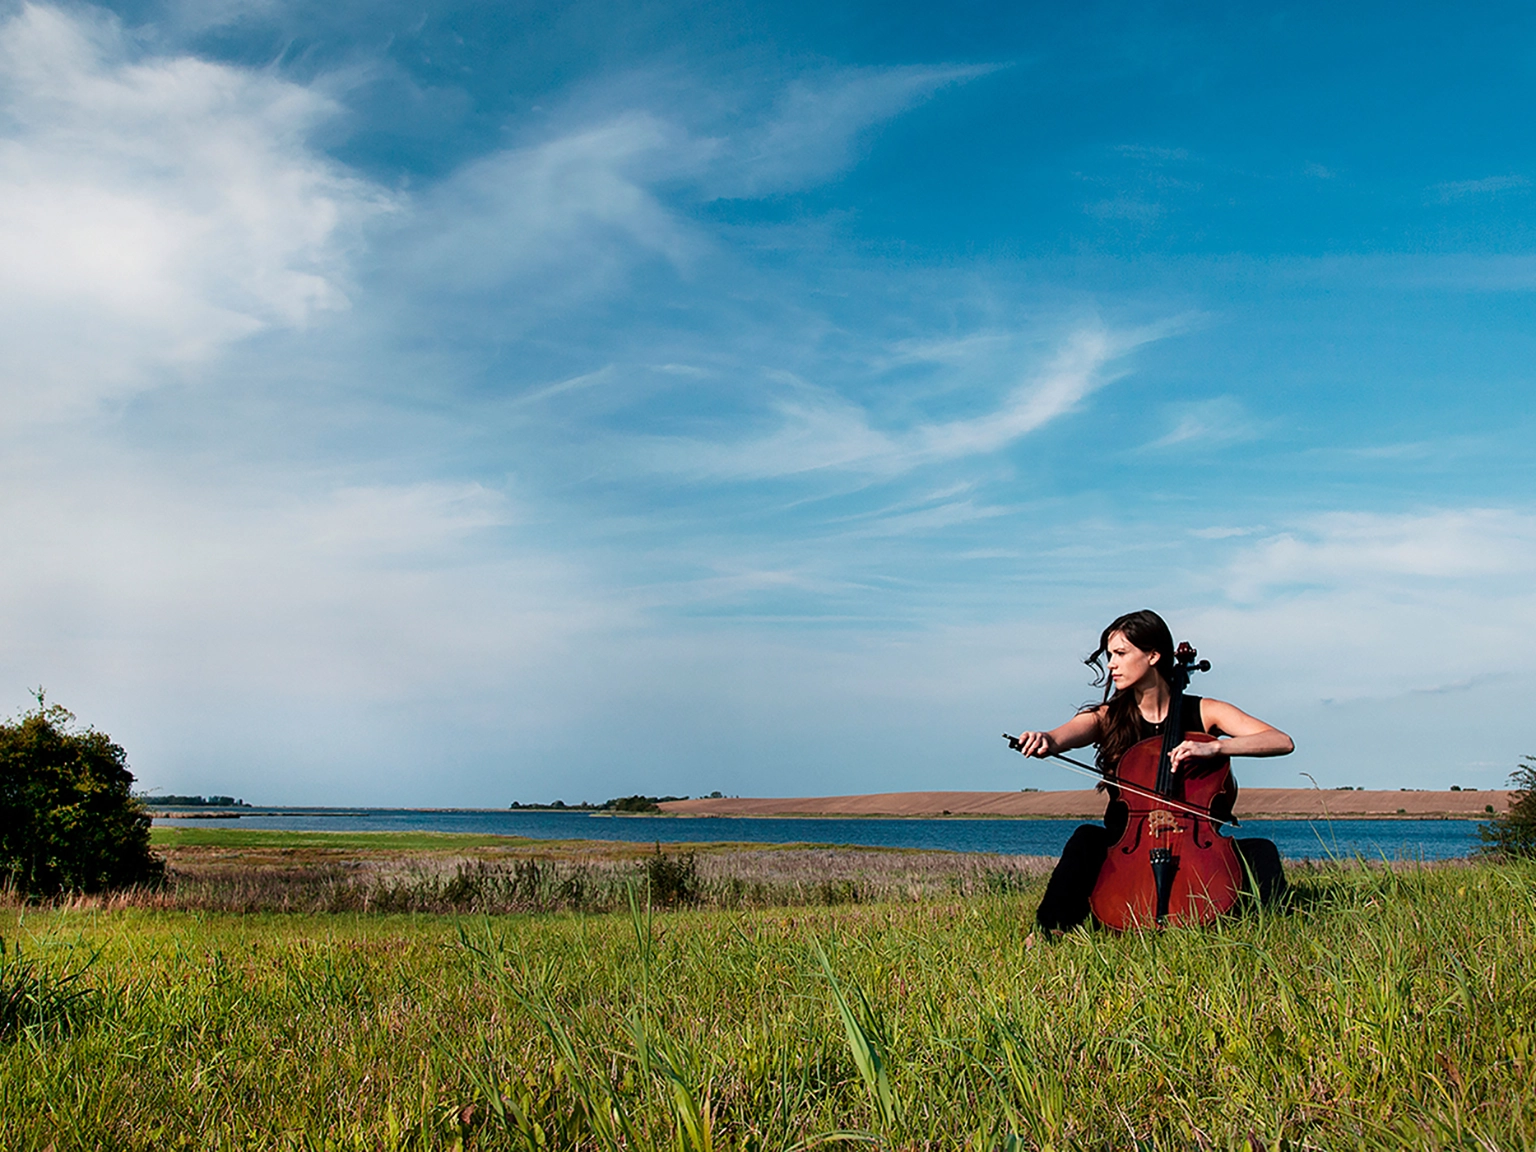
1012, 730, 1057, 758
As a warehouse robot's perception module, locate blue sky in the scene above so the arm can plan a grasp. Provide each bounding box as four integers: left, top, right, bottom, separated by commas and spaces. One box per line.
1, 0, 1533, 803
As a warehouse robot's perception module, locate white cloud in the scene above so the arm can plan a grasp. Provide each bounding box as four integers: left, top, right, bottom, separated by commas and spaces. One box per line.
1189, 525, 1258, 540
0, 433, 623, 797
843, 498, 1009, 538
874, 331, 1014, 371
1084, 196, 1163, 222
708, 64, 998, 198
1223, 508, 1536, 601
1114, 144, 1189, 162
1175, 508, 1535, 707
637, 318, 1184, 480
397, 63, 996, 306
912, 324, 1138, 458
1431, 174, 1529, 202
509, 365, 618, 408
1152, 508, 1536, 786
0, 3, 394, 422
1142, 395, 1256, 450
404, 112, 703, 297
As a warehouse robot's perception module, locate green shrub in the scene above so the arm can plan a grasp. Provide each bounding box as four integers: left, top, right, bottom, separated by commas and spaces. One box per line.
602, 794, 689, 813
0, 697, 164, 898
643, 844, 698, 906
607, 794, 661, 813
1480, 755, 1536, 857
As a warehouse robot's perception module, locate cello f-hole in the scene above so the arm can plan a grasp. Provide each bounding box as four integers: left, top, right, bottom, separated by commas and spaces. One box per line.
1119, 817, 1144, 855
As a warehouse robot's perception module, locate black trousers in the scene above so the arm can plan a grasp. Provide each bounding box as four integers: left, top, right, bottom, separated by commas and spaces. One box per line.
1034, 824, 1286, 932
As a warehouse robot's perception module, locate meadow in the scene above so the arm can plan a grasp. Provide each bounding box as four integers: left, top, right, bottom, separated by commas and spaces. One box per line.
109, 828, 1052, 914
2, 830, 1534, 1151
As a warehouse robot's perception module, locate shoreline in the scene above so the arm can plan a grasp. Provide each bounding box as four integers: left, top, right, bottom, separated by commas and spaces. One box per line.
659, 787, 1513, 821
147, 789, 1515, 825
643, 811, 1495, 822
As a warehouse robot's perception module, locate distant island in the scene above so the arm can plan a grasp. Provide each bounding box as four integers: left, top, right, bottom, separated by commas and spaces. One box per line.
138, 794, 250, 807
510, 792, 723, 813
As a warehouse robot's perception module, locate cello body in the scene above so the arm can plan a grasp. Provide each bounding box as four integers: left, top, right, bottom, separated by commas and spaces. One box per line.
1089, 731, 1243, 930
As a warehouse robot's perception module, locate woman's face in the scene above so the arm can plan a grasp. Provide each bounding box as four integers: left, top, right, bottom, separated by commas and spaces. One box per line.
1106, 630, 1160, 691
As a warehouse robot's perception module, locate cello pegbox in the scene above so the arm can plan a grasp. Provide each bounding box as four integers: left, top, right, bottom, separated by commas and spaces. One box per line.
1176, 641, 1212, 674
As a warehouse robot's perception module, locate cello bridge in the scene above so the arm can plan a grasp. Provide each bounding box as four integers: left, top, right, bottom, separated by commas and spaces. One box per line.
1147, 809, 1185, 838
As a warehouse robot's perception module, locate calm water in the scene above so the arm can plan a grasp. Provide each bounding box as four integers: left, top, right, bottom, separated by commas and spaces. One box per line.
153, 808, 1487, 861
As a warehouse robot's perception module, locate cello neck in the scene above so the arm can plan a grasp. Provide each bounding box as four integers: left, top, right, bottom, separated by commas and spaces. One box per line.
1153, 640, 1206, 795
1154, 681, 1182, 795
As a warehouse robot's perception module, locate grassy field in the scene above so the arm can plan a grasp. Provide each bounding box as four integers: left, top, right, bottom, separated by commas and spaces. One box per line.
2, 834, 1534, 1150
130, 828, 1049, 914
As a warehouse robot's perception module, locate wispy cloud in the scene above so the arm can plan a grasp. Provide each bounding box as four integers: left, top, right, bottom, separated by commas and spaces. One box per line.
1166, 507, 1536, 789
403, 112, 703, 298
637, 319, 1185, 480
706, 63, 1000, 198
909, 324, 1150, 457
387, 63, 998, 326
842, 498, 1009, 538
1223, 508, 1536, 602
1430, 174, 1529, 202
1141, 396, 1257, 451
1189, 525, 1260, 540
1084, 196, 1163, 222
1113, 144, 1189, 162
508, 365, 618, 408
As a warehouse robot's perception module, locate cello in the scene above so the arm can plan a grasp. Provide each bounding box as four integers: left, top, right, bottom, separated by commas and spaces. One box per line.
1006, 642, 1245, 930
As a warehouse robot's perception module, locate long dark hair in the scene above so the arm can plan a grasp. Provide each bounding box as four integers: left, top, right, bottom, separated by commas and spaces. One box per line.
1082, 609, 1183, 774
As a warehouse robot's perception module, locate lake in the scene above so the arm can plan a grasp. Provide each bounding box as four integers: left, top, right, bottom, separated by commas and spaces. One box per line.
152, 807, 1488, 860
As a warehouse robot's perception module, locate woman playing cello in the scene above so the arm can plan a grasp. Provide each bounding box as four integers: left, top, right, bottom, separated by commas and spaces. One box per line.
1012, 609, 1294, 932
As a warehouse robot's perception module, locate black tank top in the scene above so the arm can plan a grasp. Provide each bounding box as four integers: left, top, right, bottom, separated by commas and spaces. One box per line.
1136, 694, 1205, 740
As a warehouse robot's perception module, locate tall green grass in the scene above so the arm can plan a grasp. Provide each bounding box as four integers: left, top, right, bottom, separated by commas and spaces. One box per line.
0, 936, 98, 1043
103, 838, 1048, 914
1, 858, 1533, 1150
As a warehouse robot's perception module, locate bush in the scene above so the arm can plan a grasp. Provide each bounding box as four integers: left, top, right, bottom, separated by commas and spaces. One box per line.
643, 844, 698, 906
603, 794, 689, 813
0, 697, 164, 898
607, 795, 661, 813
1480, 756, 1536, 858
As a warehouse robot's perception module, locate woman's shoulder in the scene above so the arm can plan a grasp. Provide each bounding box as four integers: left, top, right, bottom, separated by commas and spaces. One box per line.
1195, 696, 1242, 734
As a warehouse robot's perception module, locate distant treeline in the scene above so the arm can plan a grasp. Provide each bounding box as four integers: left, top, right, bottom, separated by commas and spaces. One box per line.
510, 792, 724, 813
139, 795, 250, 807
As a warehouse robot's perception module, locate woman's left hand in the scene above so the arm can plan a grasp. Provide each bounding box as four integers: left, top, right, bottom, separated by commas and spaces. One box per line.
1168, 738, 1224, 773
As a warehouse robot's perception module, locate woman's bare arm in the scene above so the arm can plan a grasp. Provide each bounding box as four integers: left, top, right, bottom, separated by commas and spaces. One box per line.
1013, 707, 1103, 758
1169, 697, 1293, 770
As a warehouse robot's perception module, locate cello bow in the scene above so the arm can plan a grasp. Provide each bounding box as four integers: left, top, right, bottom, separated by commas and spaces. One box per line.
1002, 733, 1241, 829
